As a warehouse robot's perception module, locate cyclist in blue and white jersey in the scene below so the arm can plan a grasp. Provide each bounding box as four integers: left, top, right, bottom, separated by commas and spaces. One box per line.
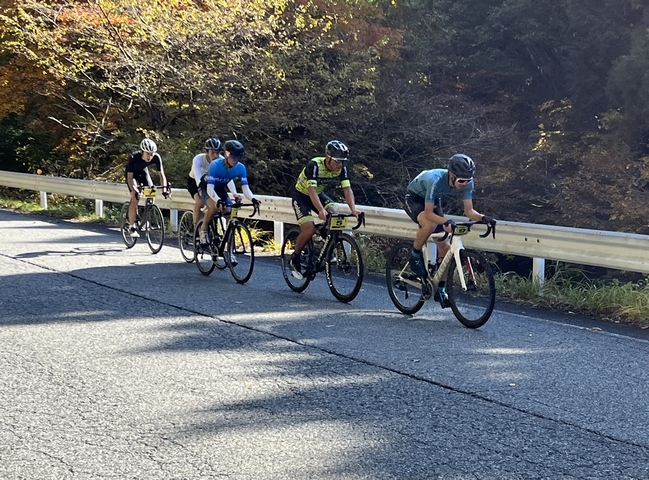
405, 154, 496, 278
198, 140, 260, 245
187, 137, 222, 227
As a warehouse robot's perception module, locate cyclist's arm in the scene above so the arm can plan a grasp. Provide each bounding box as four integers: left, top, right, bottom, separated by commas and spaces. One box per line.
207, 182, 219, 202
342, 185, 360, 217
227, 180, 238, 195
240, 184, 255, 200
308, 186, 327, 220
462, 199, 483, 221
422, 201, 446, 225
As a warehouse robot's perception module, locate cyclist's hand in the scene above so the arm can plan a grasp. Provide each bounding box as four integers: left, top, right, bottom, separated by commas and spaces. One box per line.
252, 198, 261, 207
443, 219, 456, 233
351, 208, 361, 218
162, 190, 170, 199
233, 194, 243, 203
132, 190, 141, 201
482, 215, 497, 227
318, 209, 327, 221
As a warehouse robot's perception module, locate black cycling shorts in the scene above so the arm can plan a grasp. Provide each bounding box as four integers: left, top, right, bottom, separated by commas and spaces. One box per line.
291, 190, 335, 224
404, 192, 445, 238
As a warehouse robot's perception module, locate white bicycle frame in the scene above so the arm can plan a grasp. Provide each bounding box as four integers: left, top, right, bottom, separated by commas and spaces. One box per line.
420, 230, 472, 293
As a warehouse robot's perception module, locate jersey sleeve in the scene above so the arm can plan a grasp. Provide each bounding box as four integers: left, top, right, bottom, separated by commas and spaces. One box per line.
305, 160, 319, 189
152, 154, 163, 171
236, 164, 249, 186
425, 179, 439, 203
339, 165, 351, 188
125, 154, 136, 173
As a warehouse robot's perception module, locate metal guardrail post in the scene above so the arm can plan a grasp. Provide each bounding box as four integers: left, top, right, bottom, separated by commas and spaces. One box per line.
170, 209, 178, 232
95, 199, 104, 218
274, 221, 284, 246
533, 257, 545, 287
40, 191, 48, 209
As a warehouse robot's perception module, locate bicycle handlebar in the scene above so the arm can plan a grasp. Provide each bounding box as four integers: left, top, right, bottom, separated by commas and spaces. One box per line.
434, 219, 497, 241
228, 200, 261, 218
325, 212, 366, 230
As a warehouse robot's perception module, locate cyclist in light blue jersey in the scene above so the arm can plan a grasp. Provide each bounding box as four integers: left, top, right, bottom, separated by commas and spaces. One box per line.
404, 154, 496, 278
199, 140, 260, 245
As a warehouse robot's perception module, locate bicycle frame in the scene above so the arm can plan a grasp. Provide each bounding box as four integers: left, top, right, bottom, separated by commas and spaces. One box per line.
204, 201, 260, 259
304, 213, 365, 278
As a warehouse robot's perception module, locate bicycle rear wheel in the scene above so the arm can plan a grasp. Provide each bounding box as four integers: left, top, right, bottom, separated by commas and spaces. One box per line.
120, 202, 137, 248
145, 204, 165, 254
227, 222, 255, 284
325, 233, 364, 303
178, 211, 195, 262
386, 241, 425, 315
193, 220, 216, 276
281, 228, 311, 293
447, 249, 495, 328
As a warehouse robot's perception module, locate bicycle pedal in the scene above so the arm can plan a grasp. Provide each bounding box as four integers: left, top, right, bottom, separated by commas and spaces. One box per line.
422, 283, 433, 300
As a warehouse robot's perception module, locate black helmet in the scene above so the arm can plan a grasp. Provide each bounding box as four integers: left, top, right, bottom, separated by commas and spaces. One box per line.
448, 154, 476, 178
325, 140, 349, 160
224, 140, 245, 160
205, 138, 221, 151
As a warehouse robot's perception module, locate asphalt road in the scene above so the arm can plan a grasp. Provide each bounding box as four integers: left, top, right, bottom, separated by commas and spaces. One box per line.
1, 209, 648, 480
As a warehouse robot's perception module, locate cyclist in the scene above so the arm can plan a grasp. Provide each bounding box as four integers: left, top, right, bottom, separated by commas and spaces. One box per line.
199, 139, 261, 245
125, 138, 170, 238
405, 153, 496, 278
187, 137, 222, 227
288, 140, 361, 279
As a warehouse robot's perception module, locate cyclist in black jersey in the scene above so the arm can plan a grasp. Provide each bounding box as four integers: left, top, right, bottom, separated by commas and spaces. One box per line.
125, 138, 171, 238
288, 140, 361, 279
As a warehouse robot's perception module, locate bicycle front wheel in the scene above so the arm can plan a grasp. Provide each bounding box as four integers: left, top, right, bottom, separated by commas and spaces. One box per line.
193, 220, 216, 276
325, 233, 364, 303
386, 241, 425, 315
178, 211, 195, 262
120, 202, 137, 248
447, 249, 495, 328
145, 205, 165, 254
227, 223, 255, 284
281, 228, 311, 293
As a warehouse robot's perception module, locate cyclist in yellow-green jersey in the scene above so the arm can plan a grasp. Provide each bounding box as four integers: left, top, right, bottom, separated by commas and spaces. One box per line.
288, 140, 361, 279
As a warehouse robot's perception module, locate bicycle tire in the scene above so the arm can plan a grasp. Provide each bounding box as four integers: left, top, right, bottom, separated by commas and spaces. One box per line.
120, 202, 137, 248
145, 204, 165, 254
227, 222, 255, 284
193, 220, 216, 276
447, 249, 495, 328
385, 241, 425, 314
178, 211, 195, 262
325, 233, 364, 303
281, 228, 311, 293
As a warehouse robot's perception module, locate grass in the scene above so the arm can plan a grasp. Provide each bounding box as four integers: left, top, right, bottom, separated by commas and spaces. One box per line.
2, 191, 649, 327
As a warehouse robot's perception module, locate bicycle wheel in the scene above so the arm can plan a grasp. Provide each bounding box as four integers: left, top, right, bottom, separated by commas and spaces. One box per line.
386, 241, 425, 314
120, 202, 137, 248
214, 216, 228, 270
281, 228, 311, 293
178, 211, 195, 262
325, 233, 364, 302
193, 220, 216, 276
227, 222, 255, 284
145, 204, 165, 254
447, 249, 496, 328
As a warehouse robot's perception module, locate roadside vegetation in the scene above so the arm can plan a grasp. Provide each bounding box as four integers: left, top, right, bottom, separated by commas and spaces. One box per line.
3, 190, 648, 328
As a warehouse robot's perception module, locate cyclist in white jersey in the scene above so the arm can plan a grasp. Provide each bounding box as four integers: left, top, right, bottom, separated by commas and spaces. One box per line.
186, 138, 223, 227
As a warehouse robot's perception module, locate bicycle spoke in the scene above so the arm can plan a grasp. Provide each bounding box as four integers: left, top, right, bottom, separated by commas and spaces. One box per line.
194, 220, 216, 276
325, 233, 363, 302
447, 249, 495, 328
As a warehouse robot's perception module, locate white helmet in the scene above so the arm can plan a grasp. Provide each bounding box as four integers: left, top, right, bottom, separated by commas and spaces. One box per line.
140, 138, 157, 153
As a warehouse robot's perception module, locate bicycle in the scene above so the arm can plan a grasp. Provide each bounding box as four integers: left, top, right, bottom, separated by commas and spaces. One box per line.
119, 185, 166, 254
281, 212, 366, 303
193, 200, 261, 284
385, 220, 496, 328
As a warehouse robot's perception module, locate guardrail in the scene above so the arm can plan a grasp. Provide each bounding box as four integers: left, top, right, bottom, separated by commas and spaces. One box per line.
2, 170, 649, 282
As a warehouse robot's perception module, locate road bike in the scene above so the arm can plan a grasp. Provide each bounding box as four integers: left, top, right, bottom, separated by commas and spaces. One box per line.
193, 201, 260, 284
120, 185, 166, 254
281, 212, 366, 303
385, 220, 496, 328
178, 210, 196, 263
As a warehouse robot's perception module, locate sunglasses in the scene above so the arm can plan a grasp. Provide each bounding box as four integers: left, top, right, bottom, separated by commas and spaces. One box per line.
455, 177, 472, 184
331, 157, 348, 163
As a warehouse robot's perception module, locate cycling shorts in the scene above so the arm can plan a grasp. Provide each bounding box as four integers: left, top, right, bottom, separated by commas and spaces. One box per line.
291, 190, 335, 225
404, 192, 445, 238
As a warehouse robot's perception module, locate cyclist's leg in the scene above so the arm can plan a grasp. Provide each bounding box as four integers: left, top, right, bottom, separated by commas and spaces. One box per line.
187, 176, 201, 226
291, 192, 317, 256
